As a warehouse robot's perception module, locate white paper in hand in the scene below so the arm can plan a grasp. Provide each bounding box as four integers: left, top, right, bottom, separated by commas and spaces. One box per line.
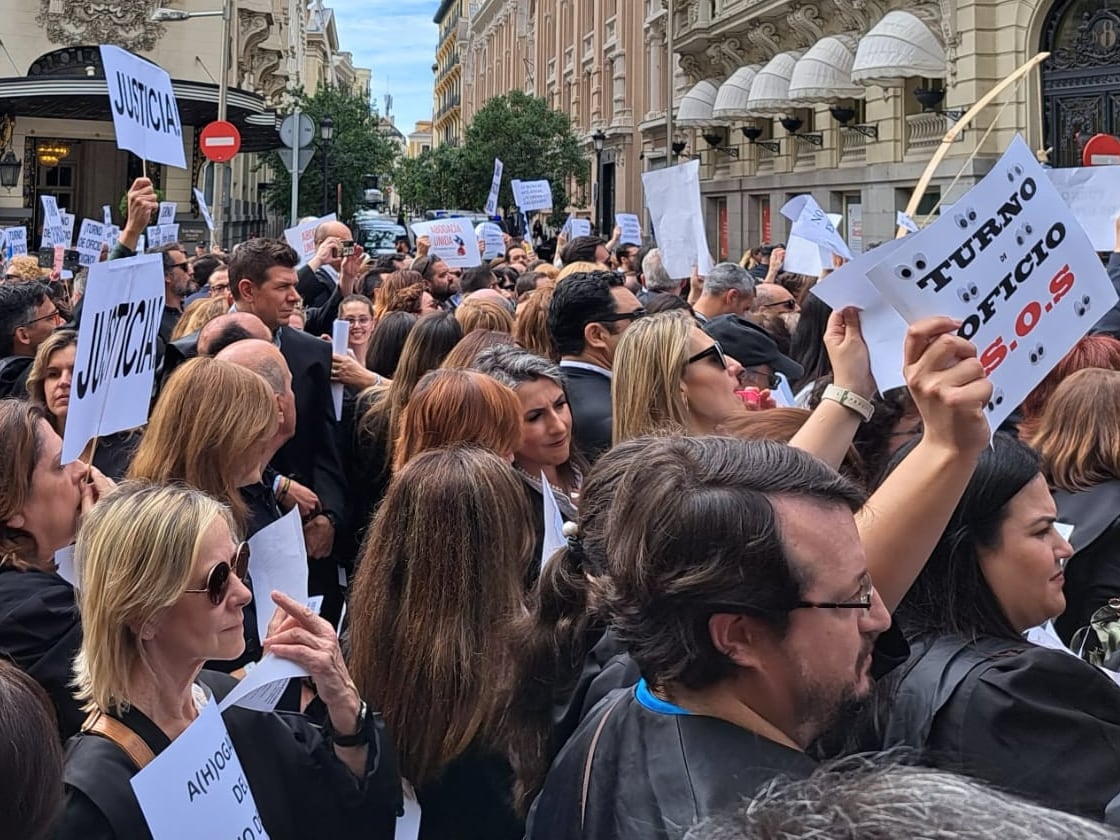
540, 472, 567, 570
218, 653, 309, 713
395, 782, 422, 840
247, 507, 309, 644
331, 319, 349, 421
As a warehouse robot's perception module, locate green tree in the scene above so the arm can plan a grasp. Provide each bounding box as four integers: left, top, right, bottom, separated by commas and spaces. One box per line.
393, 145, 476, 214
260, 84, 399, 222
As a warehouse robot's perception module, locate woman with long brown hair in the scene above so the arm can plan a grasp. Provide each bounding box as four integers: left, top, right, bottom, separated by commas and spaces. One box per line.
348, 444, 534, 839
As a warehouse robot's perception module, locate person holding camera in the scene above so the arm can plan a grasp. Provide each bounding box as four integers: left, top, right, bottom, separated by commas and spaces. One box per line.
297, 220, 359, 310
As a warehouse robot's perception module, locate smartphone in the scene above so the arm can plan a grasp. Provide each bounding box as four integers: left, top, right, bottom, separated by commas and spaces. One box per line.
340, 239, 356, 257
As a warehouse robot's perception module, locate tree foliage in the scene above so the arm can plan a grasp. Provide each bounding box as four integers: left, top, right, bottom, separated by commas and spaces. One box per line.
393, 91, 587, 224
260, 84, 399, 222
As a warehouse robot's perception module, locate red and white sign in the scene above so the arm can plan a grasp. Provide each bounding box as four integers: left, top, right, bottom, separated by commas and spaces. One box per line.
1082, 133, 1120, 166
199, 120, 242, 162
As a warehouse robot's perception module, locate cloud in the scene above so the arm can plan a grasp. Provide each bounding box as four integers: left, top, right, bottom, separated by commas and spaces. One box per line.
329, 0, 438, 134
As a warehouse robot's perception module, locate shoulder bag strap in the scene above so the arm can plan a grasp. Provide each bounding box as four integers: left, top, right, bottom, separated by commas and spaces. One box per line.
81, 709, 156, 771
580, 691, 627, 832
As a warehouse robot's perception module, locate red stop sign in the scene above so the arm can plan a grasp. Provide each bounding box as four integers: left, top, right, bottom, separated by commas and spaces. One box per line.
200, 120, 242, 162
1082, 133, 1120, 166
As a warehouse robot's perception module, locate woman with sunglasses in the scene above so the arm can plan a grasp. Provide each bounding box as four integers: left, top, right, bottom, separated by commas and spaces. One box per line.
0, 400, 114, 739
57, 481, 401, 840
856, 433, 1120, 822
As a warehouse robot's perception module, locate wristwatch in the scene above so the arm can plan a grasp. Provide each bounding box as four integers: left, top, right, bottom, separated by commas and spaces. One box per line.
332, 698, 370, 747
822, 384, 875, 422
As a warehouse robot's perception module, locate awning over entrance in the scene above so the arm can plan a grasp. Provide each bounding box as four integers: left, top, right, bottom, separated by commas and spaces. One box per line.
851, 11, 947, 87
788, 35, 864, 103
676, 79, 720, 127
745, 51, 804, 114
0, 76, 282, 153
712, 65, 764, 123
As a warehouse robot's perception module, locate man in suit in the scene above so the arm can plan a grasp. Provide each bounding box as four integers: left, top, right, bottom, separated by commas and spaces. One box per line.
230, 238, 349, 621
547, 270, 644, 463
296, 219, 355, 310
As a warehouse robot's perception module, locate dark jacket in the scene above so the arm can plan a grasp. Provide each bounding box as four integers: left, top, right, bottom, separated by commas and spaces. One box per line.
416, 746, 523, 840
558, 364, 612, 463
0, 355, 32, 398
527, 683, 816, 840
58, 670, 402, 840
0, 565, 84, 739
875, 632, 1120, 822
1053, 480, 1120, 643
297, 263, 337, 310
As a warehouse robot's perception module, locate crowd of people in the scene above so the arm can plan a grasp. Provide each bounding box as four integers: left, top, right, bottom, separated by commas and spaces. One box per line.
4, 174, 1120, 839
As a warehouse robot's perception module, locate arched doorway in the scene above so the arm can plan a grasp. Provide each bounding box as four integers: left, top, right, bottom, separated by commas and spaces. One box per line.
1041, 0, 1120, 167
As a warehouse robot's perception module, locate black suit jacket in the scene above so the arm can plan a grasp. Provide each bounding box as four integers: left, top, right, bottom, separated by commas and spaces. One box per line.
560, 364, 613, 462
274, 327, 347, 522
297, 263, 337, 310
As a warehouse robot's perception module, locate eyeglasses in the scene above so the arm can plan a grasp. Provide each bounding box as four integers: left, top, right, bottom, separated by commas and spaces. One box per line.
795, 572, 875, 612
597, 308, 646, 324
344, 316, 373, 326
184, 543, 250, 606
759, 299, 797, 311
23, 308, 61, 327
209, 283, 230, 295
740, 367, 781, 390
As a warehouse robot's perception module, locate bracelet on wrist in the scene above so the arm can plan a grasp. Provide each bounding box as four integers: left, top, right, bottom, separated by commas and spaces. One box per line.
821, 384, 874, 422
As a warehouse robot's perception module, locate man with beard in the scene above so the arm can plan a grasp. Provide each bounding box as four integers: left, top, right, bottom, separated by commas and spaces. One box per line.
527, 436, 893, 840
411, 254, 459, 310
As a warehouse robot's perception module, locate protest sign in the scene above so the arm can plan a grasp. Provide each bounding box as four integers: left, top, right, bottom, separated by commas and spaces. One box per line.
616, 213, 642, 245
561, 214, 591, 238
137, 234, 146, 254
781, 195, 853, 260
158, 201, 177, 226
484, 158, 503, 216
331, 320, 349, 421
76, 219, 106, 266
160, 224, 180, 246
100, 45, 187, 169
642, 159, 713, 278
282, 214, 335, 265
219, 653, 309, 713
247, 506, 309, 644
40, 195, 64, 247
411, 218, 482, 269
512, 179, 553, 212
5, 227, 27, 256
61, 255, 164, 463
146, 225, 162, 248
864, 135, 1118, 431
476, 222, 505, 260
194, 188, 216, 231
131, 701, 270, 840
1046, 165, 1120, 251
60, 213, 76, 247
53, 245, 65, 274
104, 225, 120, 247
102, 205, 112, 226
896, 211, 921, 234
541, 473, 566, 570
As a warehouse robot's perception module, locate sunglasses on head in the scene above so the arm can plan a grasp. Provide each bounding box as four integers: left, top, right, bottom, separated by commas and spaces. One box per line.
184, 542, 250, 605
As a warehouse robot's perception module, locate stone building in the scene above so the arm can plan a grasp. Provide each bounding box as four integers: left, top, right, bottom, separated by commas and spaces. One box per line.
433, 0, 466, 146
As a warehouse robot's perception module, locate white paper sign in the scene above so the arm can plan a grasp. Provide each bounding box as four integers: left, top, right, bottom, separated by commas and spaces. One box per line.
540, 472, 566, 570
331, 319, 349, 421
158, 202, 177, 226
146, 225, 162, 247
512, 179, 553, 212
5, 227, 27, 256
41, 195, 64, 247
160, 223, 180, 246
642, 159, 714, 278
218, 653, 309, 713
1046, 165, 1120, 251
896, 211, 921, 234
282, 214, 335, 265
781, 195, 853, 260
247, 506, 309, 644
567, 216, 591, 238
484, 158, 503, 216
194, 188, 216, 232
102, 205, 112, 227
411, 218, 482, 269
396, 783, 422, 840
131, 701, 270, 840
100, 44, 187, 169
616, 213, 642, 245
54, 545, 78, 589
864, 135, 1118, 431
782, 235, 831, 277
76, 220, 106, 266
60, 213, 76, 248
104, 225, 121, 247
62, 255, 164, 463
475, 222, 505, 260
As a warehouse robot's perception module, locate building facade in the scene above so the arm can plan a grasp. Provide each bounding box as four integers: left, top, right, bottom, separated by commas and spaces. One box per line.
433, 0, 466, 146
408, 120, 434, 157
457, 0, 1112, 261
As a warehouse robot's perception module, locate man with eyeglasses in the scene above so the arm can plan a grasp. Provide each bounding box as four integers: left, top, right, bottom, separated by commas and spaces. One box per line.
703, 313, 804, 395
752, 282, 799, 315
0, 281, 61, 397
548, 270, 644, 462
153, 243, 196, 346
527, 436, 892, 840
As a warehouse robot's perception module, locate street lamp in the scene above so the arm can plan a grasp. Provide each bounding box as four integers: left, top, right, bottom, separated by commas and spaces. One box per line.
591, 128, 606, 234
320, 116, 334, 216
0, 150, 21, 189
152, 2, 231, 249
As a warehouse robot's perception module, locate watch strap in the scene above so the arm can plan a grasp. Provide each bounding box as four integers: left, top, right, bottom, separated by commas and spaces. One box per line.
331, 699, 370, 747
822, 384, 874, 422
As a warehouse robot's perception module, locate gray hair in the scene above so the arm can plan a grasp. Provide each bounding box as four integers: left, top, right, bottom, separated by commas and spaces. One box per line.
703, 262, 755, 297
471, 344, 565, 392
72, 267, 89, 302
686, 757, 1120, 840
641, 248, 677, 293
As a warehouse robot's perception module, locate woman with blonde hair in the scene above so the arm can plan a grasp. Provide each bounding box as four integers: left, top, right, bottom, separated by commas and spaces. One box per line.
58, 481, 401, 839
170, 295, 228, 341
348, 444, 533, 839
393, 368, 522, 472
456, 295, 515, 334
1028, 367, 1120, 642
513, 282, 558, 361
0, 400, 113, 737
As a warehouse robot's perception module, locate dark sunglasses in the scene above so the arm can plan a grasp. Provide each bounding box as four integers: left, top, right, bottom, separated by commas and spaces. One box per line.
169, 261, 191, 272
184, 542, 250, 605
760, 298, 797, 311
687, 342, 728, 369
597, 308, 647, 324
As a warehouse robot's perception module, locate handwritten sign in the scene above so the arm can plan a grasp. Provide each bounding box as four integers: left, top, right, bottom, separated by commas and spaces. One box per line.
781, 195, 852, 260
484, 158, 503, 216
641, 159, 713, 278
616, 213, 642, 245
100, 45, 186, 169
411, 218, 482, 269
131, 701, 270, 840
5, 227, 27, 256
282, 214, 335, 265
60, 213, 76, 248
865, 135, 1118, 431
512, 179, 553, 212
475, 222, 505, 261
41, 195, 65, 247
194, 188, 216, 232
1046, 165, 1120, 251
62, 255, 163, 463
76, 220, 106, 266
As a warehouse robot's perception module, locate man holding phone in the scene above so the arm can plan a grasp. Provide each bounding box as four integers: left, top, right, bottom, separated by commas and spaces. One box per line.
297, 219, 357, 309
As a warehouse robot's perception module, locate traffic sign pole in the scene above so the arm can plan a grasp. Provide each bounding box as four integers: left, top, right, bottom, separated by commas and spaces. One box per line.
291, 108, 300, 225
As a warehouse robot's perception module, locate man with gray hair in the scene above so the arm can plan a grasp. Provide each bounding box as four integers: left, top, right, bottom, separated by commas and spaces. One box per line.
692, 262, 755, 324
641, 248, 685, 298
